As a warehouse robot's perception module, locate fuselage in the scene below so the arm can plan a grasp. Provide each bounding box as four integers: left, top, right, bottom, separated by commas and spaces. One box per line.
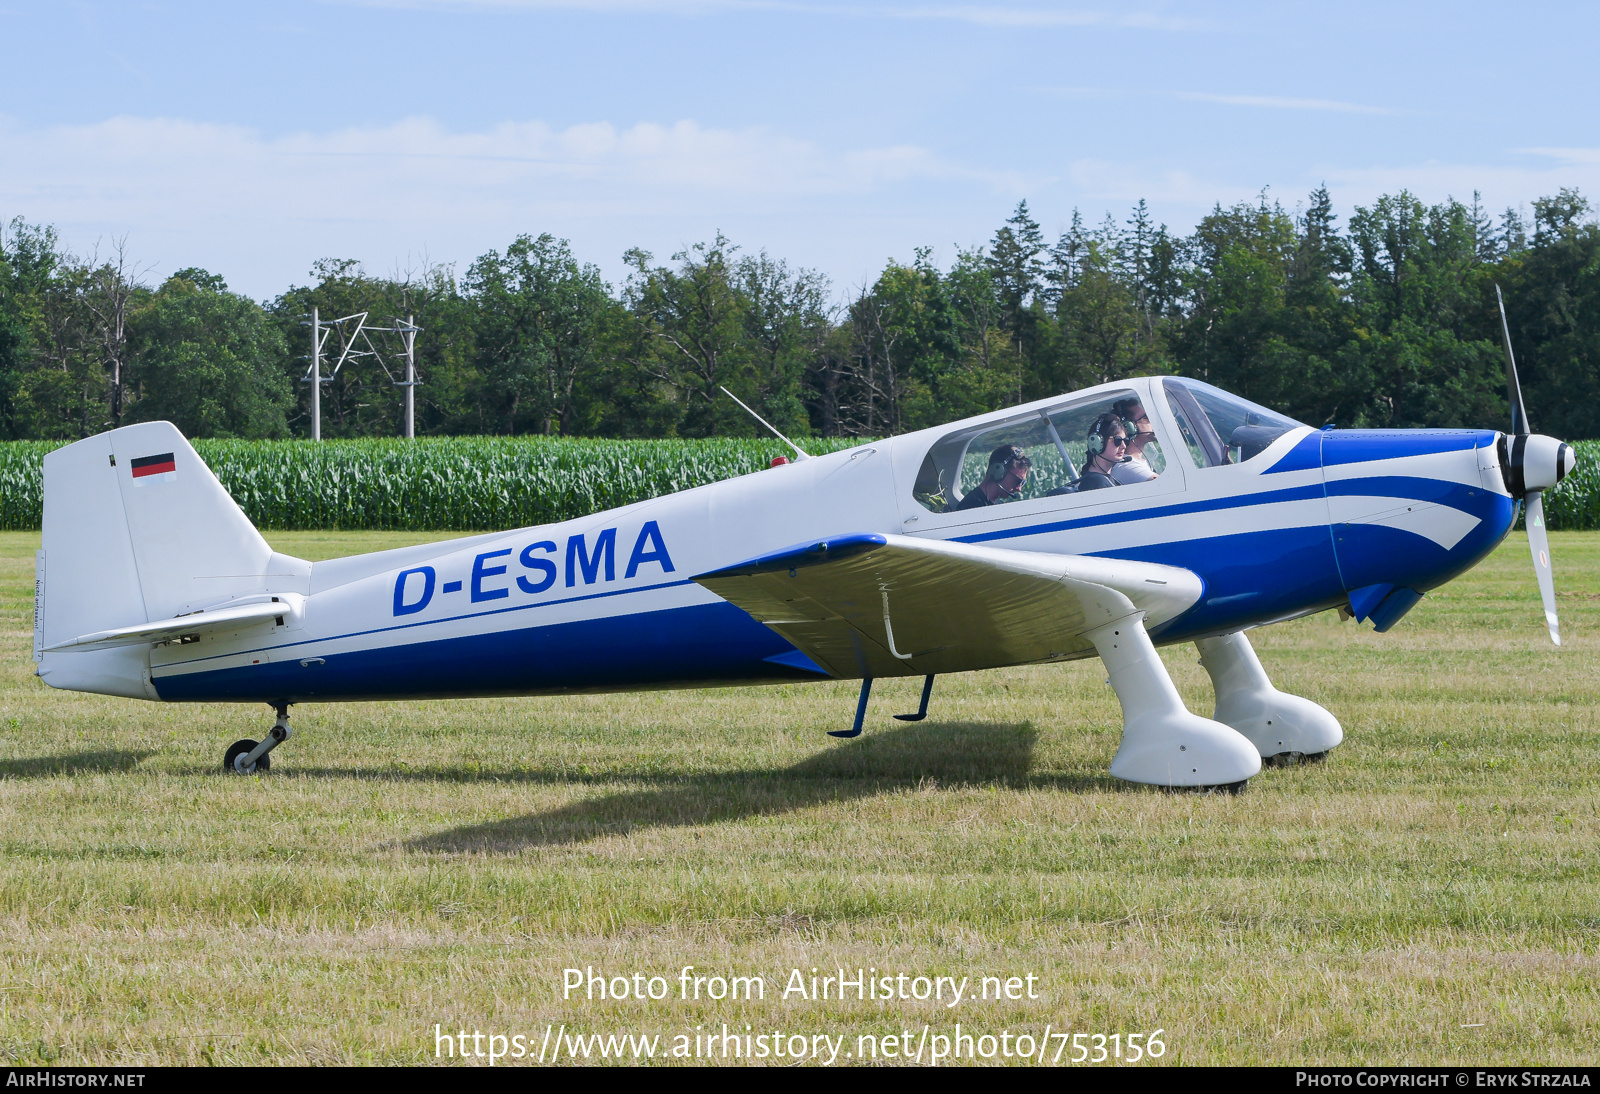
140, 377, 1517, 704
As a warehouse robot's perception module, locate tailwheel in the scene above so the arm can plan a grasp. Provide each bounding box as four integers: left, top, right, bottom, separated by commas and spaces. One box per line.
224, 738, 270, 775
222, 702, 293, 775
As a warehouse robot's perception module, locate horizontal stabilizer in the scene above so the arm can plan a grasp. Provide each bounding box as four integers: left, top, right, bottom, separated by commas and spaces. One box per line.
695, 533, 1203, 678
46, 601, 285, 653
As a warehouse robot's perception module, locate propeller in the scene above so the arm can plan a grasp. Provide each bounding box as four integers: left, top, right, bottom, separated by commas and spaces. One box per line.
1495, 285, 1576, 645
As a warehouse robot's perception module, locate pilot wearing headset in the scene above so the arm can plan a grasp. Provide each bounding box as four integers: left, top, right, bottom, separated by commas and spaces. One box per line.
956, 444, 1033, 510
1109, 398, 1160, 484
1077, 413, 1129, 491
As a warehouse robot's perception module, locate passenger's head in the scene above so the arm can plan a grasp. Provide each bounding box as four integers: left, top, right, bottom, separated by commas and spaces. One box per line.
986, 444, 1032, 493
1088, 413, 1129, 463
1113, 397, 1151, 434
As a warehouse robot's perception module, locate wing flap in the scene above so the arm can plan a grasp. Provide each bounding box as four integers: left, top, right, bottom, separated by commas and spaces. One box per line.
45, 601, 285, 652
696, 534, 1203, 678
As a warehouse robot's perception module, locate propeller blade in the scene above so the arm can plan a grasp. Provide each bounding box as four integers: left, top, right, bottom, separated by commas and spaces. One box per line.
1524, 490, 1560, 645
1496, 284, 1529, 436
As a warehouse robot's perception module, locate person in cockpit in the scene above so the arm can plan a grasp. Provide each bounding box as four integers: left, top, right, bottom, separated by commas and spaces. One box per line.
956, 444, 1033, 510
1077, 414, 1129, 491
1109, 398, 1159, 484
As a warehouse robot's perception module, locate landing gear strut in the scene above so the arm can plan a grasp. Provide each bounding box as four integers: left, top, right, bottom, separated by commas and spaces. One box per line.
1194, 632, 1343, 763
893, 675, 936, 722
1088, 612, 1262, 789
829, 679, 872, 739
224, 702, 292, 775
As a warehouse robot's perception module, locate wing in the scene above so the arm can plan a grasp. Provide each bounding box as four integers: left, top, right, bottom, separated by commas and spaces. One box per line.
695, 533, 1203, 678
44, 600, 286, 652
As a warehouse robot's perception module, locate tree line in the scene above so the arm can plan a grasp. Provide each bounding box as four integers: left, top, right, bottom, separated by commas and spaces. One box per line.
2, 185, 1597, 443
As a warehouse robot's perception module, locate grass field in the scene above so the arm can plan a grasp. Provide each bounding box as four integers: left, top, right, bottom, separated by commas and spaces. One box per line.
0, 530, 1596, 1066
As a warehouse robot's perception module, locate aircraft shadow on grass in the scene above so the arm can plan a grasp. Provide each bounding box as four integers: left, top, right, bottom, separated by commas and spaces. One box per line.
0, 749, 154, 778
405, 721, 1122, 853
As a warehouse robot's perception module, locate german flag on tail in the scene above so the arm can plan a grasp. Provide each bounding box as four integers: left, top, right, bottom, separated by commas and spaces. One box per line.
130, 452, 176, 479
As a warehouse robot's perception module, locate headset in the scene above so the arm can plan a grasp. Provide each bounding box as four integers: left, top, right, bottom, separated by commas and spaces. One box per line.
1087, 414, 1119, 457
1111, 399, 1146, 445
987, 446, 1032, 488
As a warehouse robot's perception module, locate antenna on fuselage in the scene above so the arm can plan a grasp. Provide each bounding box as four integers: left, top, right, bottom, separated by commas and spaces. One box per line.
719, 386, 811, 462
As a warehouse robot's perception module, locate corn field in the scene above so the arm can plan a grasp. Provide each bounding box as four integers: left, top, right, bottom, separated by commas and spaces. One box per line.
0, 436, 1596, 532
0, 437, 864, 531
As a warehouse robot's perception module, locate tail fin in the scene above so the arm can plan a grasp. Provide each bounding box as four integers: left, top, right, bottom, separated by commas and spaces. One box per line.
36, 422, 302, 699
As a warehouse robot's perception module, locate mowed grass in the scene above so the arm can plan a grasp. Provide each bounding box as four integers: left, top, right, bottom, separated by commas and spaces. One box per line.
0, 529, 1596, 1066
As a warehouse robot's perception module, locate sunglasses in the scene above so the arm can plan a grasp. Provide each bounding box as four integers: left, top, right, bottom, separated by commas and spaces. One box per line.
1107, 435, 1130, 447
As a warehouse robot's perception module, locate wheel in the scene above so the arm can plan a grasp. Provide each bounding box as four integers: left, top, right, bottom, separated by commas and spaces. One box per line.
1163, 779, 1248, 796
223, 738, 270, 775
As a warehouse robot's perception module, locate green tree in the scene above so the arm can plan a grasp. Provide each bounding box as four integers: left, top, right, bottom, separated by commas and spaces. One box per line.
126, 272, 292, 437
1057, 237, 1160, 387
465, 234, 617, 435
1345, 191, 1506, 428
1268, 185, 1360, 425
1176, 192, 1298, 406
4, 222, 105, 439
0, 223, 35, 438
988, 201, 1045, 335
622, 235, 753, 437
737, 250, 830, 437
1499, 189, 1600, 438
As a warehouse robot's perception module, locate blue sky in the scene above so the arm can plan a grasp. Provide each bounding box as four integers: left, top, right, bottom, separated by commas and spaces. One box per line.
2, 0, 1595, 299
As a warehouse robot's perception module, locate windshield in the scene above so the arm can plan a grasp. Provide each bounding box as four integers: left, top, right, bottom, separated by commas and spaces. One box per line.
1162, 378, 1303, 467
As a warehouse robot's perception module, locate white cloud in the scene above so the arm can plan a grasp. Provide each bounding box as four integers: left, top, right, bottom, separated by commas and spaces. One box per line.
1176, 92, 1395, 115
333, 0, 1201, 30
1062, 159, 1221, 208
0, 114, 1023, 297
7, 111, 1591, 303
1039, 86, 1397, 115
1518, 147, 1600, 166
1320, 158, 1600, 216
1034, 155, 1600, 235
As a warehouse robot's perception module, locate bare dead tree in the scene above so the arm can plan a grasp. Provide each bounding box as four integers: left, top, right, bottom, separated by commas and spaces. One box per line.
837, 284, 905, 436
83, 237, 149, 428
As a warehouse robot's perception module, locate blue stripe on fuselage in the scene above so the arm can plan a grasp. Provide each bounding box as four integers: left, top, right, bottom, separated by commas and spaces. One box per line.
951, 483, 1328, 545
956, 474, 1485, 554
1326, 474, 1488, 507
152, 600, 818, 703
165, 576, 701, 668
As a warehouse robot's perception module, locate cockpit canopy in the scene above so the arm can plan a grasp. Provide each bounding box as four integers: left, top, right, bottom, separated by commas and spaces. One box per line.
908, 378, 1307, 514
1163, 377, 1303, 466
911, 387, 1168, 512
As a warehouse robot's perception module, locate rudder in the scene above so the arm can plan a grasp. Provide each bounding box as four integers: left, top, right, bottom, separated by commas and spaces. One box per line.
36, 422, 298, 699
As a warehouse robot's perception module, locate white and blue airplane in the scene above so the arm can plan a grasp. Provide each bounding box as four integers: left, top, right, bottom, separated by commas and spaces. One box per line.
31, 321, 1573, 791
